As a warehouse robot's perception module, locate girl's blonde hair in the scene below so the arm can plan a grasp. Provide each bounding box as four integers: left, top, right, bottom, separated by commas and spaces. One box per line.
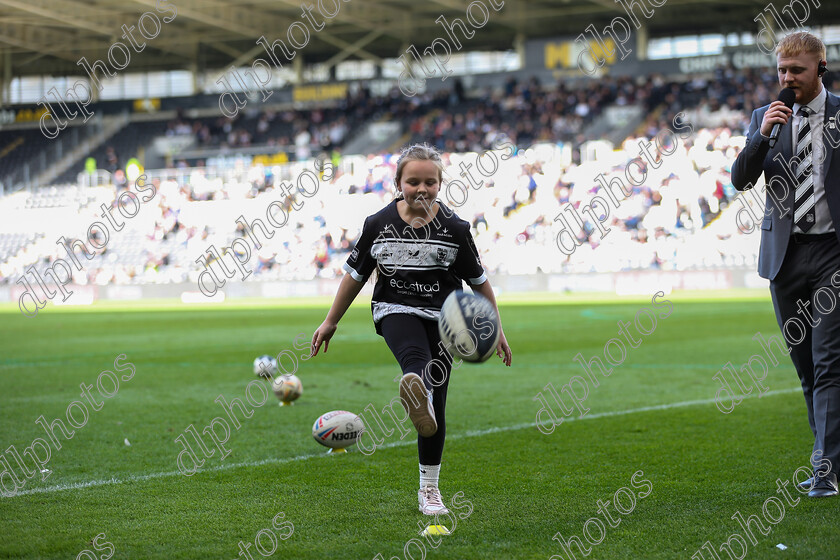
393, 143, 445, 199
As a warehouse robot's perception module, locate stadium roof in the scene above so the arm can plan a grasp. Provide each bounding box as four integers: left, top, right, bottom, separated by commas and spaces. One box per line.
2, 0, 840, 78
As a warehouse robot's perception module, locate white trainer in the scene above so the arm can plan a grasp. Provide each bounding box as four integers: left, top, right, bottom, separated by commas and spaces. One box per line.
399, 373, 437, 437
418, 486, 450, 515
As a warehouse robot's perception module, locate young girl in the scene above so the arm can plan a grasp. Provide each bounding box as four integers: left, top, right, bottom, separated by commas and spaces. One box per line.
311, 143, 512, 515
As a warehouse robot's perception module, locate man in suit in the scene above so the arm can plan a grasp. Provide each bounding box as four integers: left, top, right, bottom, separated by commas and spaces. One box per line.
732, 31, 840, 497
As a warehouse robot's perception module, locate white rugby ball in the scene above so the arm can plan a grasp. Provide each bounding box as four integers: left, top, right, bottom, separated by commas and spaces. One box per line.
438, 290, 501, 363
312, 410, 364, 449
253, 355, 278, 378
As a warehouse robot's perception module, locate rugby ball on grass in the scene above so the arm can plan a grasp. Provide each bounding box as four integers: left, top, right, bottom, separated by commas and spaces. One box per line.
312, 410, 364, 449
253, 355, 278, 378
272, 374, 303, 403
438, 290, 500, 363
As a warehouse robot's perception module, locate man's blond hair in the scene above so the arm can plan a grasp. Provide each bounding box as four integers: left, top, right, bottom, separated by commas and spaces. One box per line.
776, 31, 826, 60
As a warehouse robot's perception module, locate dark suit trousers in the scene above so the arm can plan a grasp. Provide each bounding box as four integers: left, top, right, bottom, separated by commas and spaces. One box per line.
770, 236, 840, 473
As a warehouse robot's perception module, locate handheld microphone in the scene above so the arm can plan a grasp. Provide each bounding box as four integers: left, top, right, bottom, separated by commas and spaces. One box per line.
768, 88, 796, 148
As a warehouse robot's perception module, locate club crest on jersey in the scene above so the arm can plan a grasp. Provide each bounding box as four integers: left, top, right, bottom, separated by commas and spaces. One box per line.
436, 248, 448, 264
350, 248, 359, 261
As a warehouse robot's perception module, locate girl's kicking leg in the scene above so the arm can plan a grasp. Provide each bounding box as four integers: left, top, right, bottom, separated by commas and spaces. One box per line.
380, 314, 454, 514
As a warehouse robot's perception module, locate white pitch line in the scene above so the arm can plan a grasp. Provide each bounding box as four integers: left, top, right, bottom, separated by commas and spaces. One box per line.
4, 387, 802, 498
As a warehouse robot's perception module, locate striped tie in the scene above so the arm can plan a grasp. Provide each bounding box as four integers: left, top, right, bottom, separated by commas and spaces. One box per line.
793, 106, 815, 232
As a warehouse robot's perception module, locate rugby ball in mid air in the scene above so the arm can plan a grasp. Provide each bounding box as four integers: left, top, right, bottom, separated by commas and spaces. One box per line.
272, 374, 303, 403
438, 290, 500, 363
253, 355, 278, 378
312, 411, 364, 449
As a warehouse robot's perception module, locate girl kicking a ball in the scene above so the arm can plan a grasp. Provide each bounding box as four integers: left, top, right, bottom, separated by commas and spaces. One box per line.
311, 143, 512, 515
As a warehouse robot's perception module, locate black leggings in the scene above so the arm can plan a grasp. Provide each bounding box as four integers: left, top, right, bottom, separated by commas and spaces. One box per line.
380, 313, 453, 466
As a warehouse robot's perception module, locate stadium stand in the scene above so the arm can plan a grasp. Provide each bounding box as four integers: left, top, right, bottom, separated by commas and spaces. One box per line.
5, 62, 840, 293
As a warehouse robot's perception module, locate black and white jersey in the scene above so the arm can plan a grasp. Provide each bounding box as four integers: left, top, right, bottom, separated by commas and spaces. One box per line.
344, 199, 487, 332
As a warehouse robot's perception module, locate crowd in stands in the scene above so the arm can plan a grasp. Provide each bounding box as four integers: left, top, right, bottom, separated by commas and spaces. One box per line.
163, 84, 429, 162
3, 62, 811, 289
406, 75, 657, 153
157, 73, 695, 164
157, 61, 830, 166
166, 108, 351, 159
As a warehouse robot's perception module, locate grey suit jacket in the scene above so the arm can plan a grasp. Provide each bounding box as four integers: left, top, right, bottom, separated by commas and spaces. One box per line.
731, 91, 840, 280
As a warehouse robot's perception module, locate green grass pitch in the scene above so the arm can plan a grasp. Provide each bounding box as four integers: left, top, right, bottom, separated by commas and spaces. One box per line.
1, 291, 839, 559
